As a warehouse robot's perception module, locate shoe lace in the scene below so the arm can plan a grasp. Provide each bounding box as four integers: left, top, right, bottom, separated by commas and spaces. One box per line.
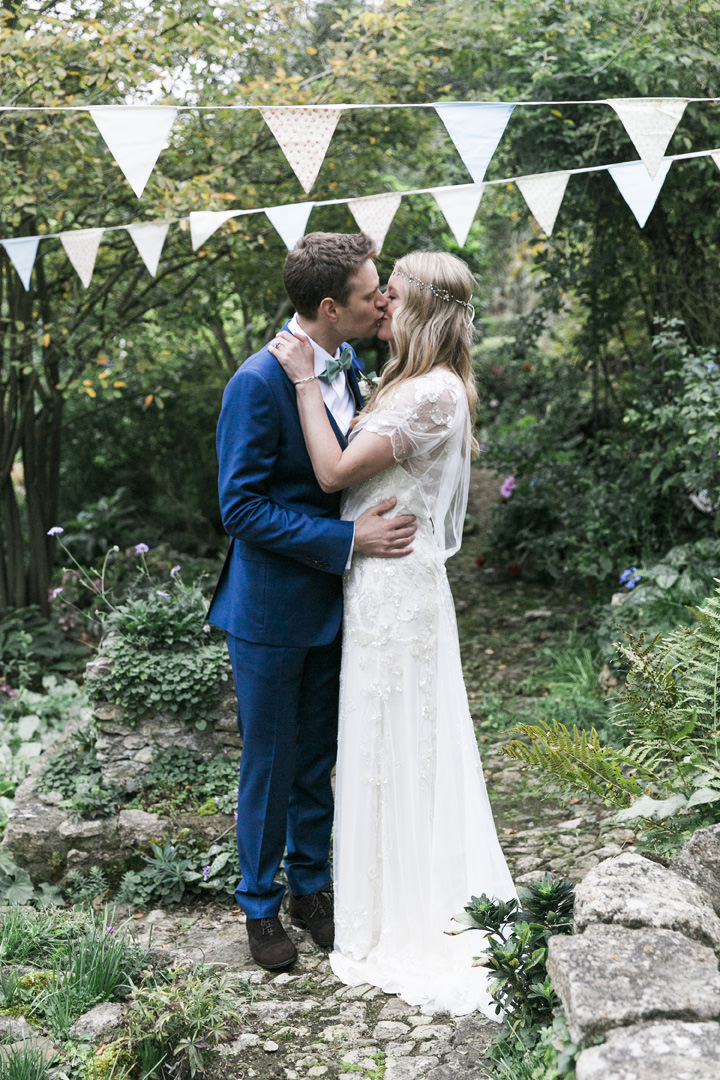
260, 918, 279, 936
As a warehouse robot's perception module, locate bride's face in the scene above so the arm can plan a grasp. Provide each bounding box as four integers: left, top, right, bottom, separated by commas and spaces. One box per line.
377, 273, 405, 343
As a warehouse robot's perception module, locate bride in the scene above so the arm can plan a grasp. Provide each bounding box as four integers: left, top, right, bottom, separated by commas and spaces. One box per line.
269, 250, 516, 1018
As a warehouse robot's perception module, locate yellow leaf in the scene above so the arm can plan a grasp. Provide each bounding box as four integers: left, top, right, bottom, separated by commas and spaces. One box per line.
42, 333, 50, 347
113, 380, 126, 388
83, 378, 93, 386
551, 109, 563, 118
85, 387, 97, 398
144, 394, 154, 407
99, 371, 110, 380
306, 46, 318, 55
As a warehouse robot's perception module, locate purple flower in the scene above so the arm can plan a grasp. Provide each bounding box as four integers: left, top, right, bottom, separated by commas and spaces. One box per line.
500, 476, 516, 499
47, 526, 64, 536
202, 623, 211, 634
48, 586, 64, 600
134, 542, 149, 555
170, 565, 181, 578
619, 567, 641, 589
157, 590, 170, 599
203, 865, 211, 882
105, 925, 115, 933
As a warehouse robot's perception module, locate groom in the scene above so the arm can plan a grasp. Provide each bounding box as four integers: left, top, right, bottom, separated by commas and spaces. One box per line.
209, 232, 416, 970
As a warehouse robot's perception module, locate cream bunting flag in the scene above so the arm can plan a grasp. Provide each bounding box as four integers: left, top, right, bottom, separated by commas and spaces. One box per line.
430, 184, 484, 247
516, 171, 570, 236
606, 98, 687, 179
607, 158, 673, 228
265, 203, 315, 250
348, 193, 402, 253
60, 228, 104, 287
90, 106, 178, 198
1, 236, 40, 290
434, 102, 515, 184
260, 107, 343, 193
189, 211, 246, 251
126, 222, 170, 276
711, 150, 720, 172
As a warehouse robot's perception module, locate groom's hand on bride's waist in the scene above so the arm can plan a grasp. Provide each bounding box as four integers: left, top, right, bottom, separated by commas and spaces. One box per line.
353, 497, 416, 559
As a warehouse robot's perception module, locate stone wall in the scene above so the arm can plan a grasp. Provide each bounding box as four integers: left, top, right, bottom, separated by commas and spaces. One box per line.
3, 676, 240, 880
547, 826, 720, 1079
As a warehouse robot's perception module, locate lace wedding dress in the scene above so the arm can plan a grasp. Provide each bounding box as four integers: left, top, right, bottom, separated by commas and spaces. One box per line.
329, 368, 517, 1018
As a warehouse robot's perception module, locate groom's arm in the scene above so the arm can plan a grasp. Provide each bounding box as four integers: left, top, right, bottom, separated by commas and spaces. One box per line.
218, 365, 353, 573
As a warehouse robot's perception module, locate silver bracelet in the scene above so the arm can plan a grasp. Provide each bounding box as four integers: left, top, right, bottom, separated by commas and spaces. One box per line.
293, 374, 318, 386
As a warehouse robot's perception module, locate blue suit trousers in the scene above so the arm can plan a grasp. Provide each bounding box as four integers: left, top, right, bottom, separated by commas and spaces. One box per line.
226, 632, 341, 919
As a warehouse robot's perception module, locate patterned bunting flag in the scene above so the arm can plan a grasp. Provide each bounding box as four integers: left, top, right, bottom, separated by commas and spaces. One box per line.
607, 98, 687, 179
189, 211, 246, 251
260, 107, 343, 193
516, 171, 570, 236
60, 228, 104, 287
348, 193, 402, 253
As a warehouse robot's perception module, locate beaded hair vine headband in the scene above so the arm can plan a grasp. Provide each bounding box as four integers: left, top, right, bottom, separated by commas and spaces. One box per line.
393, 266, 475, 321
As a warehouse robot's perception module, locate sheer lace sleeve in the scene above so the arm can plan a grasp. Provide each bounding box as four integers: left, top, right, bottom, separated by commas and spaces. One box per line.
355, 371, 471, 559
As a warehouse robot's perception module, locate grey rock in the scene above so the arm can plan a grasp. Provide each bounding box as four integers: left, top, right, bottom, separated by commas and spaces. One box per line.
385, 1055, 441, 1079
575, 1020, 720, 1080
670, 824, 720, 915
0, 1015, 39, 1040
373, 1020, 411, 1039
68, 1002, 124, 1042
547, 924, 720, 1042
574, 852, 720, 950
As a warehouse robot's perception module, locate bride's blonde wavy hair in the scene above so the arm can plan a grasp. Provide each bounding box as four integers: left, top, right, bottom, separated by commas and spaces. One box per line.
365, 251, 478, 447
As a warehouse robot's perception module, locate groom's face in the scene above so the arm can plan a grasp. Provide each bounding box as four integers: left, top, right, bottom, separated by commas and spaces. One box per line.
334, 260, 387, 340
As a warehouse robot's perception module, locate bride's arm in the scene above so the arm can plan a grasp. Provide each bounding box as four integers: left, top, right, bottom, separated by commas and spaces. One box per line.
270, 331, 395, 493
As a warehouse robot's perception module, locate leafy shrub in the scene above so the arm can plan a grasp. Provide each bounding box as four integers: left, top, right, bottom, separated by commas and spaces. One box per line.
457, 873, 575, 1045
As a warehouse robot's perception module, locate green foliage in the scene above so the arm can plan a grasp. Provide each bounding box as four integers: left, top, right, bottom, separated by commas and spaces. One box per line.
127, 746, 239, 817
457, 874, 575, 1045
485, 1013, 581, 1080
36, 722, 123, 819
502, 583, 720, 848
124, 966, 246, 1080
115, 835, 238, 907
0, 607, 90, 692
0, 1043, 51, 1080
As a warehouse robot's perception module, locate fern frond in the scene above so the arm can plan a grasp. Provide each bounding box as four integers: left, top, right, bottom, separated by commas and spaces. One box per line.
501, 719, 644, 807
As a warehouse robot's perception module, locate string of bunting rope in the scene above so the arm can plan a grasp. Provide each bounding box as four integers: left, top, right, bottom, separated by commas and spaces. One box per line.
1, 96, 718, 290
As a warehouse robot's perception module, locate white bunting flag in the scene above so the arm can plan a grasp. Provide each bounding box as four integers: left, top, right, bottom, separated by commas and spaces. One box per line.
89, 106, 177, 198
189, 211, 245, 251
265, 203, 315, 250
60, 228, 104, 287
2, 236, 40, 290
348, 193, 402, 253
434, 102, 515, 184
711, 150, 720, 172
430, 184, 484, 247
260, 107, 343, 193
607, 98, 687, 179
608, 158, 673, 228
516, 170, 570, 236
126, 222, 170, 276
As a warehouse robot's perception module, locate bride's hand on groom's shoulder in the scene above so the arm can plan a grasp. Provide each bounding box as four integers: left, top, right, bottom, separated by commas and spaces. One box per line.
269, 331, 314, 383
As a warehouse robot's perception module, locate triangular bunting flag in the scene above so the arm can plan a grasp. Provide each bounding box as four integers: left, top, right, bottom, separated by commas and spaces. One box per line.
89, 106, 177, 198
348, 193, 402, 253
1, 236, 40, 290
434, 102, 515, 184
265, 203, 315, 250
260, 106, 343, 193
516, 170, 570, 236
126, 222, 170, 276
606, 98, 687, 179
711, 150, 720, 172
430, 184, 484, 247
60, 228, 104, 288
189, 211, 245, 251
608, 158, 673, 228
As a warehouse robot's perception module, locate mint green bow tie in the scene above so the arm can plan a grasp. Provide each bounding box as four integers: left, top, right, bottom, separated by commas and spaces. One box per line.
320, 345, 353, 384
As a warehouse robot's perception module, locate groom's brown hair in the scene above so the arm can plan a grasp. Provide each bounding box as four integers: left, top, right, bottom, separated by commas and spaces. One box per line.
283, 232, 377, 318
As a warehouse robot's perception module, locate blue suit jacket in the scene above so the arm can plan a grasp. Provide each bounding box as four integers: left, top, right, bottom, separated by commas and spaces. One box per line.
208, 330, 364, 647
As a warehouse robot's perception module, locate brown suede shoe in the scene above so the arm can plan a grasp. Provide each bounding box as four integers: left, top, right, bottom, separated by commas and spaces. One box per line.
288, 890, 334, 948
245, 916, 298, 970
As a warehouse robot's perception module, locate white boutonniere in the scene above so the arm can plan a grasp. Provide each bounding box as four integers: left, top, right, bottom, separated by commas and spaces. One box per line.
357, 370, 380, 403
